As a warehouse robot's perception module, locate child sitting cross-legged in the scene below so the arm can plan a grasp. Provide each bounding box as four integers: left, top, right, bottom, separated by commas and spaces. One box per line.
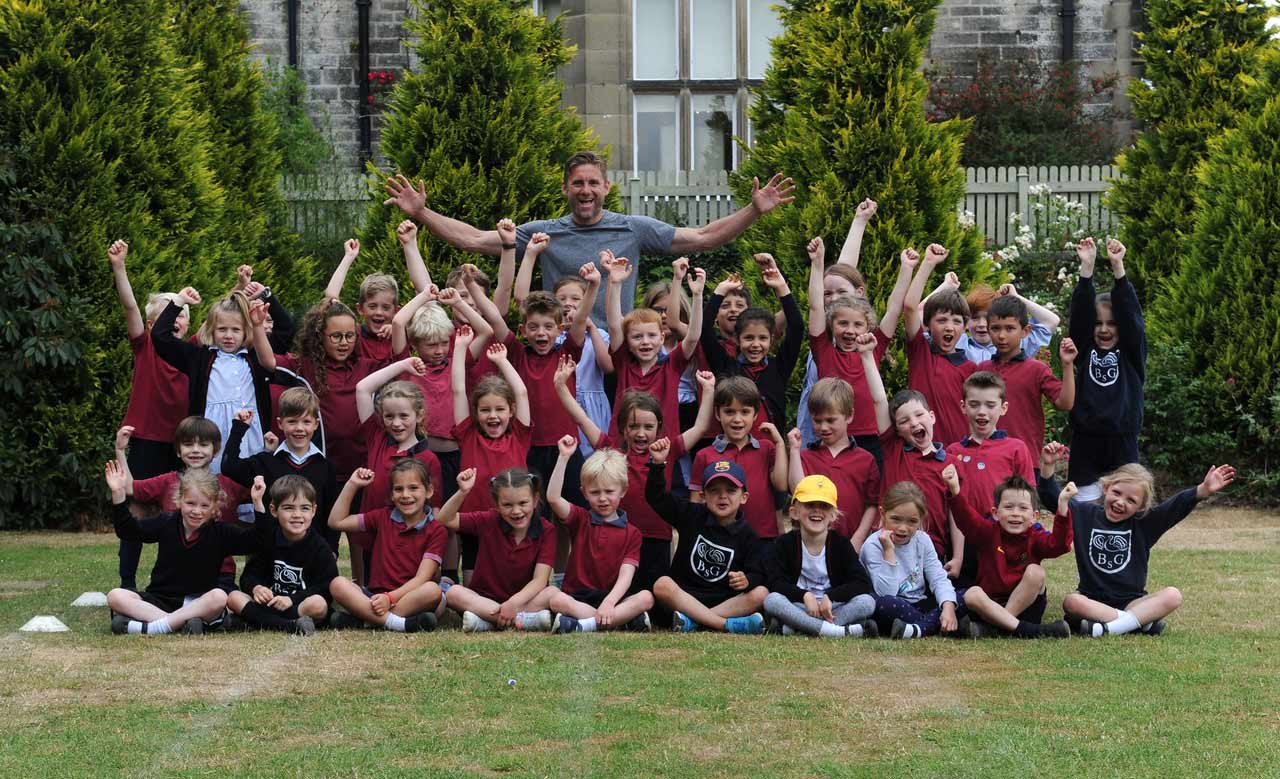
226, 475, 337, 635
546, 437, 654, 633
1039, 443, 1235, 637
435, 467, 560, 633
646, 440, 770, 634
762, 475, 879, 638
105, 461, 266, 635
327, 461, 445, 632
943, 464, 1074, 639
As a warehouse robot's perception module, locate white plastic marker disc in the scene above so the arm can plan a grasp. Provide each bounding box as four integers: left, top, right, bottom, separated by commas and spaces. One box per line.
20, 616, 69, 632
72, 592, 108, 607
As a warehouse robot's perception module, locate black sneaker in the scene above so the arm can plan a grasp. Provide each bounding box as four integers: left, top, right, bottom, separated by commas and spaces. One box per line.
290, 616, 317, 636
968, 618, 995, 639
858, 619, 879, 639
623, 612, 652, 632
1040, 619, 1071, 639
110, 614, 130, 635
890, 618, 908, 639
950, 615, 972, 638
330, 611, 365, 630
1142, 619, 1167, 636
221, 613, 247, 633
182, 617, 204, 636
1080, 619, 1105, 638
403, 612, 438, 634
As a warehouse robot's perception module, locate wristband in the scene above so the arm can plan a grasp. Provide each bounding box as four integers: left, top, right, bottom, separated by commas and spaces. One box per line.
501, 242, 517, 250
386, 592, 398, 606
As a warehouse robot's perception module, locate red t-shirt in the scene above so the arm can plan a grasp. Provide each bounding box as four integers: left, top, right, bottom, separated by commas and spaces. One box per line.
797, 441, 881, 538
356, 507, 448, 593
122, 332, 189, 442
945, 432, 1037, 521
277, 353, 386, 481
401, 361, 454, 440
451, 416, 533, 513
598, 433, 685, 541
906, 330, 977, 446
688, 437, 780, 539
561, 504, 642, 593
358, 416, 444, 513
457, 510, 557, 602
809, 330, 891, 436
610, 345, 692, 441
503, 332, 584, 447
975, 355, 1063, 457
879, 428, 954, 559
358, 326, 395, 364
133, 471, 251, 526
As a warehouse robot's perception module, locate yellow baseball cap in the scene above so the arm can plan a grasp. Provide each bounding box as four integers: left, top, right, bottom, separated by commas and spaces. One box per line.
793, 475, 838, 507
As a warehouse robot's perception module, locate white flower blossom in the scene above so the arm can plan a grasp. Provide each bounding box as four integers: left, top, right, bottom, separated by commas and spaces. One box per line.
1028, 183, 1052, 196
958, 210, 976, 229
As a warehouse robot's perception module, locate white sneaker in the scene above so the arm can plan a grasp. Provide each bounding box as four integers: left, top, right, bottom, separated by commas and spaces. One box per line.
515, 609, 552, 632
462, 611, 493, 633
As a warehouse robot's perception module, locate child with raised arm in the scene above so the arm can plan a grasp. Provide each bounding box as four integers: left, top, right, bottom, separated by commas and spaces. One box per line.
785, 378, 880, 550
322, 238, 401, 363
863, 333, 963, 577
763, 475, 879, 638
860, 482, 963, 639
945, 371, 1037, 522
435, 467, 559, 632
105, 461, 265, 635
605, 251, 705, 441
555, 357, 716, 601
646, 441, 770, 634
227, 475, 337, 635
354, 357, 444, 514
976, 296, 1078, 457
1039, 444, 1235, 637
546, 437, 654, 633
219, 389, 340, 552
687, 378, 789, 540
151, 286, 276, 475
327, 461, 444, 632
700, 258, 804, 434
808, 237, 913, 468
957, 283, 1060, 364
1067, 237, 1147, 501
944, 465, 1074, 639
902, 245, 978, 445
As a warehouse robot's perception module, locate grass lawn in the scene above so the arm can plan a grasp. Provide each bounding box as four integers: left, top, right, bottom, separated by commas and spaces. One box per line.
0, 506, 1277, 778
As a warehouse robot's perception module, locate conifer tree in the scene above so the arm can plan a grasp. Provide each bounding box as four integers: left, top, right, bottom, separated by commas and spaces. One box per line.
0, 0, 229, 521
732, 0, 990, 311
360, 0, 614, 287
1108, 0, 1275, 301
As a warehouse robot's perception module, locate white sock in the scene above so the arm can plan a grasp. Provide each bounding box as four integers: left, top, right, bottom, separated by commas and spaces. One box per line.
127, 620, 145, 635
844, 623, 865, 638
818, 621, 846, 638
384, 613, 407, 632
146, 619, 172, 635
901, 624, 921, 639
578, 617, 598, 632
1100, 610, 1141, 637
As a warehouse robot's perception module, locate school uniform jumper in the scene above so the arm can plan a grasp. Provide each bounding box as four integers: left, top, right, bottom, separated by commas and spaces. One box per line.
860, 530, 964, 636
238, 516, 338, 627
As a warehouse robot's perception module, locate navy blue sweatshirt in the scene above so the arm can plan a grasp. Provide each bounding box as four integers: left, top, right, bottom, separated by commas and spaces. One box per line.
1069, 274, 1146, 435
700, 292, 805, 430
113, 501, 267, 599
645, 462, 765, 601
240, 511, 338, 604
1039, 474, 1199, 604
221, 419, 338, 536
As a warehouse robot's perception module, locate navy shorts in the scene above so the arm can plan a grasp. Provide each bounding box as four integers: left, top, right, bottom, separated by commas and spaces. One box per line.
958, 587, 1047, 624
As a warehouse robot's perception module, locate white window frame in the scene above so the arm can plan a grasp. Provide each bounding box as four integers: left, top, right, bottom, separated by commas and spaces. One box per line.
689, 0, 738, 80
632, 92, 682, 173
632, 0, 681, 81
689, 92, 738, 171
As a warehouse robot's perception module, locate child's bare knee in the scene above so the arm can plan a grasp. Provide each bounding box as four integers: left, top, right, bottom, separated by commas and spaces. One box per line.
299, 596, 328, 617
963, 587, 986, 606
1023, 564, 1046, 587
106, 588, 132, 610
747, 586, 768, 608
206, 589, 229, 610
653, 576, 677, 600
1161, 587, 1183, 610
635, 590, 655, 610
1062, 593, 1086, 614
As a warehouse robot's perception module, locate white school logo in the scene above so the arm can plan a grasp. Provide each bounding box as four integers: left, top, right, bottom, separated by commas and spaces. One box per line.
1089, 528, 1131, 574
1089, 350, 1120, 387
690, 535, 734, 583
273, 560, 306, 595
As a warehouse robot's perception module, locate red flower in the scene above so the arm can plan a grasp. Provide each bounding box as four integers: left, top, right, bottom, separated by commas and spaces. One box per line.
367, 95, 375, 104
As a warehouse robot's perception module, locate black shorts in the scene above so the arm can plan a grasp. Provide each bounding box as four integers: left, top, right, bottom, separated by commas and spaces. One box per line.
957, 588, 1048, 624
1067, 431, 1140, 486
564, 583, 647, 608
138, 591, 186, 614
681, 584, 733, 609
435, 448, 462, 503
1080, 591, 1140, 612
635, 537, 672, 594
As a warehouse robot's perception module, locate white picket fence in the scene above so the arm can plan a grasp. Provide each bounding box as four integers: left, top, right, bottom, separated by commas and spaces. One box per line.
281, 165, 1119, 247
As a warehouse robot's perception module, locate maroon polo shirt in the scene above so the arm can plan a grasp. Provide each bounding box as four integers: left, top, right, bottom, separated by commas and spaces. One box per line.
122, 332, 190, 442
798, 440, 881, 538
598, 433, 686, 541
358, 325, 395, 364
945, 431, 1037, 521
561, 504, 642, 594
906, 330, 977, 445
689, 435, 780, 539
451, 416, 533, 514
609, 344, 691, 441
278, 353, 386, 481
457, 510, 557, 602
401, 360, 454, 440
810, 330, 891, 436
879, 428, 954, 559
358, 416, 444, 513
357, 506, 447, 594
502, 332, 584, 447
975, 353, 1063, 457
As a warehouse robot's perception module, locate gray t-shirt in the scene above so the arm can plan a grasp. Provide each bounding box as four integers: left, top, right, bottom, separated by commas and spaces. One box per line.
859, 531, 956, 605
516, 210, 677, 327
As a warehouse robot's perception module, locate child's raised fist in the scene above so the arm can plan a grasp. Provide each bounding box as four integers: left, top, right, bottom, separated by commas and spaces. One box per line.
459, 263, 481, 281
251, 475, 267, 503
486, 341, 508, 363
343, 238, 360, 258
649, 437, 672, 464
578, 262, 601, 285
714, 272, 743, 297
178, 287, 202, 306
694, 369, 715, 394
687, 267, 707, 295
762, 267, 787, 291
787, 427, 803, 449
1058, 481, 1078, 510
234, 409, 255, 425
107, 240, 128, 267
263, 432, 279, 453
942, 272, 961, 290
236, 264, 254, 288
395, 220, 418, 244
1076, 236, 1097, 272
1040, 441, 1070, 467
670, 256, 689, 279
1106, 238, 1126, 264
248, 299, 268, 327
406, 357, 427, 376
855, 198, 878, 221
556, 434, 578, 458
526, 232, 550, 254
806, 237, 825, 264
758, 422, 783, 446
752, 253, 778, 274
115, 425, 134, 451
853, 332, 878, 353
924, 244, 949, 264
900, 248, 920, 267
1059, 337, 1078, 365
436, 287, 461, 306
553, 354, 576, 387
940, 463, 960, 495
496, 218, 517, 243
456, 467, 478, 493
349, 467, 376, 488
